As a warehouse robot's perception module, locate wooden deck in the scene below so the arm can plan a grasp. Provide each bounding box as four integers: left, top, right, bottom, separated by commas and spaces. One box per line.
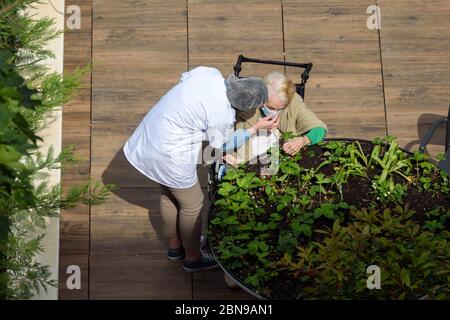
59, 0, 450, 299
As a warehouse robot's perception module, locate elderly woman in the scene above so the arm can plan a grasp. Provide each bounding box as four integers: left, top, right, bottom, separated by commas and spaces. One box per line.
223, 71, 327, 164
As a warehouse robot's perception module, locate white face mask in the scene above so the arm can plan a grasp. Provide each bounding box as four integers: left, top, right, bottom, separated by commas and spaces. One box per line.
261, 105, 282, 117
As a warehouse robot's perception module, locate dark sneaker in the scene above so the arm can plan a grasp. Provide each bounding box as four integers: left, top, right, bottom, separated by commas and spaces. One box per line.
167, 247, 185, 261
183, 251, 218, 272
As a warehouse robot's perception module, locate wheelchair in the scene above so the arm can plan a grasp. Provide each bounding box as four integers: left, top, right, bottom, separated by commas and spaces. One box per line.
419, 105, 450, 176
207, 54, 314, 202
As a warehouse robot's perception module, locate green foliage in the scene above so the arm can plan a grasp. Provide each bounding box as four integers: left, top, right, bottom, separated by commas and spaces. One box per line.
16, 67, 87, 132
0, 1, 114, 299
371, 178, 407, 204
281, 131, 296, 141
277, 232, 298, 254
210, 135, 450, 299
280, 160, 300, 175
278, 205, 449, 299
370, 137, 413, 183
0, 48, 39, 295
1, 0, 62, 82
2, 233, 56, 300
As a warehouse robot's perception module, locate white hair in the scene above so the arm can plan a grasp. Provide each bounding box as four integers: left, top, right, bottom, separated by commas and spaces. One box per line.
264, 71, 295, 105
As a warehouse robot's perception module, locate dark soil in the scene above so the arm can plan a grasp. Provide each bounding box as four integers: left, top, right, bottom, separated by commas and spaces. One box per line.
210, 140, 450, 299
298, 142, 448, 218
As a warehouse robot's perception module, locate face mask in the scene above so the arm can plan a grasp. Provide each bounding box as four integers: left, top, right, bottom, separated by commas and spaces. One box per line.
261, 105, 282, 118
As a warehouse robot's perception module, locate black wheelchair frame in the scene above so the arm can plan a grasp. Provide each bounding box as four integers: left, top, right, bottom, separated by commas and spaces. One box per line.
207, 55, 315, 201
233, 54, 313, 99
419, 105, 450, 175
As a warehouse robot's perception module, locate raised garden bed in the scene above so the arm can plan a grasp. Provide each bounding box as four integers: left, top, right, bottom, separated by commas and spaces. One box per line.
208, 136, 450, 299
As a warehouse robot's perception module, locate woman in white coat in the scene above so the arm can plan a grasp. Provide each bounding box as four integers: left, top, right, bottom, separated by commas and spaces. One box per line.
123, 66, 279, 271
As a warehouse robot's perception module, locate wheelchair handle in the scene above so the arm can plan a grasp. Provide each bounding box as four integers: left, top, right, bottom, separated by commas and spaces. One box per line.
233, 55, 313, 99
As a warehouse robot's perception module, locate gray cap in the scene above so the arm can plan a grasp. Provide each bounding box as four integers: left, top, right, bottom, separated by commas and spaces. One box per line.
225, 75, 268, 112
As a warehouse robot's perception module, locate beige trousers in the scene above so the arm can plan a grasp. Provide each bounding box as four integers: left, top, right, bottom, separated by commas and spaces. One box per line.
159, 181, 204, 250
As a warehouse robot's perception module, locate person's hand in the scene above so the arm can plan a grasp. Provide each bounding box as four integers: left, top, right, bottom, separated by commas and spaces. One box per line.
282, 136, 310, 155
223, 153, 241, 167
248, 114, 280, 135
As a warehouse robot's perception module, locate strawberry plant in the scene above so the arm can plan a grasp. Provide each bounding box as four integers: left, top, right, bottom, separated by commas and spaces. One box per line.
209, 136, 450, 299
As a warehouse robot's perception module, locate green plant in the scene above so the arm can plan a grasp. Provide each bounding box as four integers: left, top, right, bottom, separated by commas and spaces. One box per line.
369, 136, 413, 183
0, 1, 115, 299
0, 47, 39, 298
210, 136, 450, 299
278, 205, 449, 299
281, 131, 296, 142
277, 232, 298, 254
313, 173, 331, 201
371, 178, 407, 204
291, 219, 312, 237
280, 159, 301, 176
321, 140, 344, 159
412, 152, 450, 194
322, 141, 369, 201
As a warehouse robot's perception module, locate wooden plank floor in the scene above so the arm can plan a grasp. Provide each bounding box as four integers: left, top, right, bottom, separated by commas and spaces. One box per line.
379, 0, 450, 156
283, 0, 386, 139
60, 0, 450, 299
59, 0, 92, 300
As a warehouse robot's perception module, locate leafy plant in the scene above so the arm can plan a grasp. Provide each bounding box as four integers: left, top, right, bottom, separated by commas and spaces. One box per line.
369, 136, 413, 183
278, 205, 449, 299
281, 131, 296, 142
371, 178, 407, 204
277, 232, 298, 254
210, 136, 450, 299
0, 1, 115, 299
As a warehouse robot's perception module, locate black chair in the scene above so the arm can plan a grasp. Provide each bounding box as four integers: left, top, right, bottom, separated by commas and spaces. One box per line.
233, 54, 313, 100
419, 105, 450, 176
